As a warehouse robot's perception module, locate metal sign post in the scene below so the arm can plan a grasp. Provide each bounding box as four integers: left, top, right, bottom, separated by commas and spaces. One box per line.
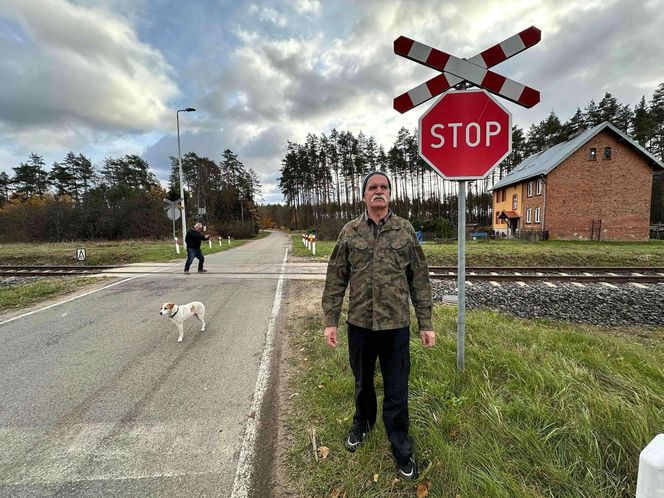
457, 181, 466, 370
164, 198, 183, 243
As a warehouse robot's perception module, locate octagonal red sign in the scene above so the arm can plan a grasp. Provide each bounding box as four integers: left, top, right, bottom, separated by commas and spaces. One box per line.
419, 89, 512, 180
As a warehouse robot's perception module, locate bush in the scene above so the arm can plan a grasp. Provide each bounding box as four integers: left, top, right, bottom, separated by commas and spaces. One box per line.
213, 220, 256, 239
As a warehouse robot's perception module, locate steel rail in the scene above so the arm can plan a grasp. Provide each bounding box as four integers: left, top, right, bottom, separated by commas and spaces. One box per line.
429, 266, 664, 273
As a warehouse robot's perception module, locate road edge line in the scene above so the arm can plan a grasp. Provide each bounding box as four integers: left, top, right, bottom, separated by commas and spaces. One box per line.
0, 264, 180, 327
230, 246, 288, 498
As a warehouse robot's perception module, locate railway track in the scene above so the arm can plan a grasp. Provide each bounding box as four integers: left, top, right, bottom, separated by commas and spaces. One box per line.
427, 266, 664, 283
0, 265, 120, 277
1, 265, 664, 284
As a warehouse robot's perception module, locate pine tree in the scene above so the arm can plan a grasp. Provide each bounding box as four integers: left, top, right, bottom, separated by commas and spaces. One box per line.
632, 96, 654, 148
12, 153, 50, 198
650, 83, 664, 160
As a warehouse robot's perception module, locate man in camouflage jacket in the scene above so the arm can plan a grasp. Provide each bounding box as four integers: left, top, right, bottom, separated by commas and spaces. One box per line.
322, 171, 435, 480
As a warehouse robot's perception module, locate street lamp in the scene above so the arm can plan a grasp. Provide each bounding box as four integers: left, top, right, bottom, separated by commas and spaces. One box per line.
176, 107, 196, 246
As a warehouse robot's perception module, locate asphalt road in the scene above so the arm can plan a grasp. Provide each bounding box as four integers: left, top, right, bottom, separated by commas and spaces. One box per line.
0, 231, 290, 497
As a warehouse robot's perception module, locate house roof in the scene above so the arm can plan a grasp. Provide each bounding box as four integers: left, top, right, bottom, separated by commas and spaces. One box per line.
491, 122, 664, 191
498, 210, 520, 219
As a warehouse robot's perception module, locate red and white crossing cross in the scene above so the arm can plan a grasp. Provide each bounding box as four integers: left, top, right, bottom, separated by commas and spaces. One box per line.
419, 89, 512, 180
394, 27, 540, 113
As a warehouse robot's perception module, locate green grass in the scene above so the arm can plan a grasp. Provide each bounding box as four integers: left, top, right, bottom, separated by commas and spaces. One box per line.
0, 232, 268, 266
285, 299, 664, 497
290, 235, 664, 267
0, 277, 105, 311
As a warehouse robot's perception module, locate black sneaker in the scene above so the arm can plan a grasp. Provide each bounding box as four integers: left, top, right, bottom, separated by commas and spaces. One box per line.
198, 269, 208, 273
398, 457, 418, 480
344, 422, 370, 452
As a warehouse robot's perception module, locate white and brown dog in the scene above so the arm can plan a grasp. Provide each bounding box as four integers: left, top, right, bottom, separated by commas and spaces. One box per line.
159, 301, 206, 342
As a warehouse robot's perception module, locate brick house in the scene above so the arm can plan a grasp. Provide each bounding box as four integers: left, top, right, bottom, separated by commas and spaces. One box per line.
491, 122, 664, 241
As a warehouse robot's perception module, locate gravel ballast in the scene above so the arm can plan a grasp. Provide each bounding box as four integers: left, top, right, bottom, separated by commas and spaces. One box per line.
432, 280, 664, 327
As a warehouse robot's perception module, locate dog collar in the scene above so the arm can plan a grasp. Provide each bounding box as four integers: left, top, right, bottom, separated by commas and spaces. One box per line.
169, 306, 179, 318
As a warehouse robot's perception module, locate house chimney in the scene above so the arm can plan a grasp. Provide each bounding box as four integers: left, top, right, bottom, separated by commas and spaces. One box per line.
567, 128, 586, 141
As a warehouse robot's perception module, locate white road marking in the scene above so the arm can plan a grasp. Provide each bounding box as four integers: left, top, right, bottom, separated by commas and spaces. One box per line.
572, 282, 585, 287
601, 282, 618, 289
544, 282, 557, 288
517, 281, 527, 287
230, 247, 288, 498
490, 281, 500, 287
630, 282, 648, 289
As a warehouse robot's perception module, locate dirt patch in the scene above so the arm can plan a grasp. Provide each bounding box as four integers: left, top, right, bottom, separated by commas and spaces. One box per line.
269, 279, 325, 498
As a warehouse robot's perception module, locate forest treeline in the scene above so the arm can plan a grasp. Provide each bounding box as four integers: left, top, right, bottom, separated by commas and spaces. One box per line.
263, 84, 664, 239
0, 149, 260, 242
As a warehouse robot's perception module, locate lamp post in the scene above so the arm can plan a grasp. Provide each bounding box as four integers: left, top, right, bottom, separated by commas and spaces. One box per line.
176, 107, 196, 247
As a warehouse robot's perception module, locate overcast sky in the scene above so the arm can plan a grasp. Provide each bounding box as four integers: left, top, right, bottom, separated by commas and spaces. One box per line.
1, 0, 663, 203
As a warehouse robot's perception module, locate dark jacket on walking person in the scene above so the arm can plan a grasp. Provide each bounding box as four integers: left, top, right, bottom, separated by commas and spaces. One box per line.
321, 171, 435, 480
184, 223, 210, 273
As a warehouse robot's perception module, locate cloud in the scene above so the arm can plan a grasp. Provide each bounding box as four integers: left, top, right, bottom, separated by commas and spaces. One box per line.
0, 0, 178, 134
294, 0, 321, 16
1, 0, 663, 207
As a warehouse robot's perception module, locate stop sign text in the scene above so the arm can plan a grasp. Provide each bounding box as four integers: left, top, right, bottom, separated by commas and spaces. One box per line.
430, 121, 502, 148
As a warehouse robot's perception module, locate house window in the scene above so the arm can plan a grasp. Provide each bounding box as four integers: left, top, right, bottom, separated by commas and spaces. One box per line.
526, 208, 532, 224
589, 147, 597, 160
536, 179, 543, 195
604, 147, 612, 159
495, 212, 501, 224
512, 194, 518, 210
497, 189, 505, 203
527, 181, 533, 197
535, 207, 541, 223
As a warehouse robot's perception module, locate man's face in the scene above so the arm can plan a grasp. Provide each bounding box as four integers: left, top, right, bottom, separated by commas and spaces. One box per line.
363, 175, 390, 209
194, 224, 202, 231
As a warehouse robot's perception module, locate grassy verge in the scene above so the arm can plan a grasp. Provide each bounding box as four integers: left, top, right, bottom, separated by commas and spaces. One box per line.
0, 232, 269, 266
0, 277, 105, 311
290, 235, 664, 266
284, 287, 664, 497
290, 234, 336, 259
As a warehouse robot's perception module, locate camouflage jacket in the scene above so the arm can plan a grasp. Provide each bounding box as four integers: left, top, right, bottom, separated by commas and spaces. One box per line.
322, 211, 433, 331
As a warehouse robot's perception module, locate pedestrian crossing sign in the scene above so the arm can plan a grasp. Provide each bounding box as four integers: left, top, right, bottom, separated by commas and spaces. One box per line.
76, 248, 86, 261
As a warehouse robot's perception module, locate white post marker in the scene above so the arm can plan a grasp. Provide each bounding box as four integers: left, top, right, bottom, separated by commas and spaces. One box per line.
174, 237, 180, 255
219, 236, 222, 247
209, 238, 212, 249
312, 239, 316, 256
636, 434, 664, 497
228, 235, 231, 245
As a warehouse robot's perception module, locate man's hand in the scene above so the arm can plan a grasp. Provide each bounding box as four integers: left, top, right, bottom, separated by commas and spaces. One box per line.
420, 330, 435, 348
324, 326, 338, 348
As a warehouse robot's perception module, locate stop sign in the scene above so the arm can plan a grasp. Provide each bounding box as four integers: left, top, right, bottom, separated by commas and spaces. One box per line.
419, 89, 512, 180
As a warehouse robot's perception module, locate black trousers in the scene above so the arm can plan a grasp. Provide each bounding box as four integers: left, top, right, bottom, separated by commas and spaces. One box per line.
348, 322, 412, 466
184, 247, 204, 271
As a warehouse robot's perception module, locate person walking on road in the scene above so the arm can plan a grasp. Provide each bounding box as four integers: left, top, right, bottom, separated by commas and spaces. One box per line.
184, 222, 211, 274
321, 171, 436, 480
